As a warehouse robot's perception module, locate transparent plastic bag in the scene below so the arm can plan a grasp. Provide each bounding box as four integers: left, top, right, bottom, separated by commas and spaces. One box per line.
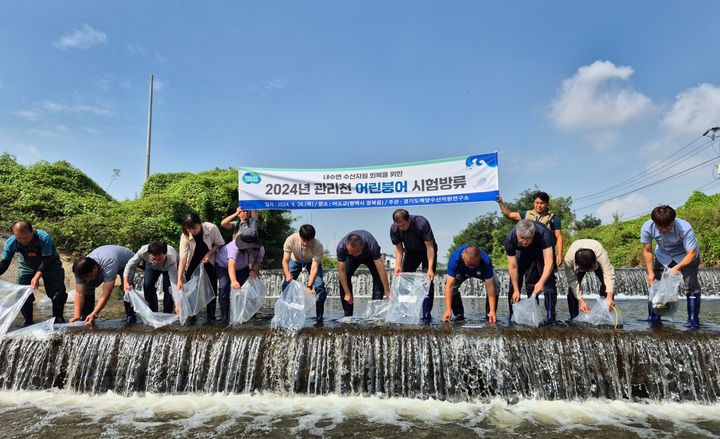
65, 289, 76, 307
0, 280, 35, 338
270, 280, 313, 330
37, 295, 52, 309
5, 317, 56, 340
574, 298, 623, 328
361, 299, 389, 321
648, 270, 682, 319
230, 277, 267, 325
170, 265, 216, 325
124, 289, 178, 328
511, 293, 543, 327
385, 273, 429, 324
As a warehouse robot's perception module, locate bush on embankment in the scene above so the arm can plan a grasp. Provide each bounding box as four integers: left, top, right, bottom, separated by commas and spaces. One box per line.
0, 153, 292, 268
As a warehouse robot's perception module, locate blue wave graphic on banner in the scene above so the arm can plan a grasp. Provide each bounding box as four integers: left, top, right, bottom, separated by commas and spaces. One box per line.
465, 153, 498, 168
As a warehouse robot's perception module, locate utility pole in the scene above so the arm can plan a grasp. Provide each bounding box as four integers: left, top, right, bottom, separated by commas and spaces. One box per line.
145, 74, 154, 181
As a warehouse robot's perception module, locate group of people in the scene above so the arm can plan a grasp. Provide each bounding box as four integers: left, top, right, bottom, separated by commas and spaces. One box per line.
0, 191, 703, 328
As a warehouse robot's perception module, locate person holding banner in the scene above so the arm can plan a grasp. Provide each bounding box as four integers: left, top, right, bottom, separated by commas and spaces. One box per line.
0, 221, 67, 326
70, 245, 135, 324
390, 209, 437, 322
441, 245, 498, 323
122, 242, 178, 315
505, 219, 558, 325
221, 206, 260, 238
177, 213, 224, 323
282, 224, 327, 322
336, 230, 390, 316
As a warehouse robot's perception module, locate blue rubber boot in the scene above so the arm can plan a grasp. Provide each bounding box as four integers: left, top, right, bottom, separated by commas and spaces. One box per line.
686, 292, 700, 329
543, 292, 557, 326
646, 303, 662, 324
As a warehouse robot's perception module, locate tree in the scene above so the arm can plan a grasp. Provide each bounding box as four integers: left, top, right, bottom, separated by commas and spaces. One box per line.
574, 214, 602, 230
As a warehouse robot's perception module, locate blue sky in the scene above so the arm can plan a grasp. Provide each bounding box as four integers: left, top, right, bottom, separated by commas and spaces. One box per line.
2, 1, 719, 261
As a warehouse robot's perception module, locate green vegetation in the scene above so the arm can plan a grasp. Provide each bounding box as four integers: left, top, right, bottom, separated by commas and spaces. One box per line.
0, 153, 293, 268
451, 187, 719, 267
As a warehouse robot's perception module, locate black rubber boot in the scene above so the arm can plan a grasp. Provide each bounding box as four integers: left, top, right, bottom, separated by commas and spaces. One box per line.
687, 292, 700, 328
219, 296, 230, 324
315, 300, 325, 321
52, 298, 66, 324
205, 299, 217, 324
20, 299, 34, 327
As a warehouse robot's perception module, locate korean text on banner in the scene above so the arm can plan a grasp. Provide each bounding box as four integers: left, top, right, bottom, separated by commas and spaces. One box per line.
238, 153, 499, 210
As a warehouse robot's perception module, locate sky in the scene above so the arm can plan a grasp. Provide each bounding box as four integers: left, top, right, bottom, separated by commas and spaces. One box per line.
1, 0, 719, 261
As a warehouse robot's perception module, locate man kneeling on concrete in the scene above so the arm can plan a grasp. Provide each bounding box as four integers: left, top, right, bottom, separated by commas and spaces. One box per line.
564, 239, 615, 319
123, 242, 179, 316
71, 245, 135, 324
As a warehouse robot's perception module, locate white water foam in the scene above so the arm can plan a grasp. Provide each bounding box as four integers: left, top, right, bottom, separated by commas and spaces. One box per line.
0, 391, 718, 437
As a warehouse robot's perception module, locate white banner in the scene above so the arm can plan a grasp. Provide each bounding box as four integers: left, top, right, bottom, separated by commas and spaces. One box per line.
238, 152, 499, 210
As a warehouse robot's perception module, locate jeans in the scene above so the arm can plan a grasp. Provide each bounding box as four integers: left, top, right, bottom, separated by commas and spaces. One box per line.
282, 260, 327, 319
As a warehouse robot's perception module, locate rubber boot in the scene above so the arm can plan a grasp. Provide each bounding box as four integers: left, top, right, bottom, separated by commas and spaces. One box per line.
646, 303, 662, 324
20, 299, 34, 327
422, 296, 433, 322
315, 300, 325, 321
123, 301, 137, 324
52, 297, 66, 324
686, 292, 700, 328
219, 296, 230, 323
543, 292, 557, 326
205, 299, 217, 324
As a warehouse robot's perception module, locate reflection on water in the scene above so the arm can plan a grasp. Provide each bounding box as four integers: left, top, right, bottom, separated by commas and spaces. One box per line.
0, 390, 719, 438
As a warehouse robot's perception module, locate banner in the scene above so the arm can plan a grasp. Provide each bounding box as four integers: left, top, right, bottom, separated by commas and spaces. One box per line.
238, 152, 499, 210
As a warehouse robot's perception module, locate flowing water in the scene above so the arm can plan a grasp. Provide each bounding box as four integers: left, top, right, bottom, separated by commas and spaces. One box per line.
1, 269, 719, 438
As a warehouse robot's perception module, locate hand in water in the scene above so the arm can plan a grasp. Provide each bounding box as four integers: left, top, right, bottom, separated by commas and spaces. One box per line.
442, 309, 452, 322
579, 299, 591, 314
344, 292, 353, 304
487, 311, 497, 324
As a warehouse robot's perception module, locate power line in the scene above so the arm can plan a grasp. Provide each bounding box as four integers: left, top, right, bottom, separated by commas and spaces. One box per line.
575, 156, 719, 211
576, 139, 714, 201
575, 136, 707, 200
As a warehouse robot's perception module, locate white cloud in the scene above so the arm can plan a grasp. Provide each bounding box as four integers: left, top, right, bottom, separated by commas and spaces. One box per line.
83, 127, 100, 135
12, 110, 40, 121
93, 74, 115, 90
126, 43, 148, 55
153, 80, 166, 91
596, 193, 651, 223
53, 24, 107, 50
2, 142, 43, 164
42, 100, 113, 116
661, 83, 720, 137
549, 60, 654, 132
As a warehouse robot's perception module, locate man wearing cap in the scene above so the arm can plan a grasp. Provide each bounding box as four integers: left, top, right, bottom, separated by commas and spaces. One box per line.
0, 220, 67, 325
216, 231, 265, 323
564, 239, 615, 319
336, 230, 390, 316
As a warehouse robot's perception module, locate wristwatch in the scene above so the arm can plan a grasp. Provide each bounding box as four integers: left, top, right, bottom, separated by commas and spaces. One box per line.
91, 312, 99, 320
